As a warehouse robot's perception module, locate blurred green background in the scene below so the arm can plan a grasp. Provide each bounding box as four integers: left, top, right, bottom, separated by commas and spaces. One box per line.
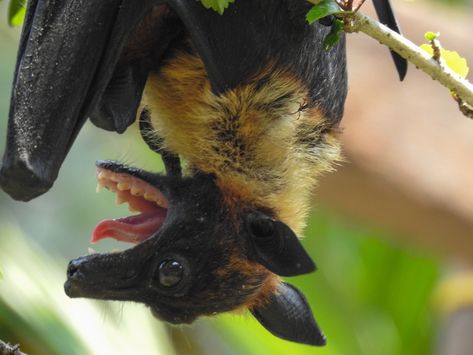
0, 2, 458, 354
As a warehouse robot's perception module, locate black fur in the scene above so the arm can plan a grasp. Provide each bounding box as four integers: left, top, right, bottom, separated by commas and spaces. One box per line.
170, 0, 347, 121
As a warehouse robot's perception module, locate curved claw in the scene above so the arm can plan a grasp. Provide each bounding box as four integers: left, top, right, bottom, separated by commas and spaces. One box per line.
372, 0, 408, 81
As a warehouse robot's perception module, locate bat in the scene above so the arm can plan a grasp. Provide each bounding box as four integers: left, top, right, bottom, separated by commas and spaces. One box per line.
0, 0, 406, 346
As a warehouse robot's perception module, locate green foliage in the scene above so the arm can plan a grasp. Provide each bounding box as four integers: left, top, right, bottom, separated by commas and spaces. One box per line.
324, 18, 344, 50
306, 0, 346, 24
424, 31, 439, 42
7, 0, 26, 27
306, 1, 349, 50
420, 32, 470, 78
199, 0, 235, 14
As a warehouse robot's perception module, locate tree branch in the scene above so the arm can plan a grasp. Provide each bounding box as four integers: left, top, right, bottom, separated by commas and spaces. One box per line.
344, 11, 473, 109
306, 0, 473, 116
0, 340, 26, 355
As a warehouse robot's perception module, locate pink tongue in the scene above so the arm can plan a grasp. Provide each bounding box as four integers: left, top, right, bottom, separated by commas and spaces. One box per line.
91, 210, 167, 244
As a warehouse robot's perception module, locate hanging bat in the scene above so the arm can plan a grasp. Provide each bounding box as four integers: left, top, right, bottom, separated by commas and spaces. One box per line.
0, 0, 406, 346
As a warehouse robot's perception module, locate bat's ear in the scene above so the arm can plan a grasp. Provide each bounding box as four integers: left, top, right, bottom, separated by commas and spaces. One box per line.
245, 211, 315, 276
251, 282, 326, 346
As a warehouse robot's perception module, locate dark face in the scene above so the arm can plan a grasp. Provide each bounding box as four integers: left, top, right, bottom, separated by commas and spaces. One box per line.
65, 161, 316, 323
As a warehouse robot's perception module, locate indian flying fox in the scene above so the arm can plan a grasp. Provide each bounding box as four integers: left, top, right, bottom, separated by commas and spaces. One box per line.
0, 0, 406, 345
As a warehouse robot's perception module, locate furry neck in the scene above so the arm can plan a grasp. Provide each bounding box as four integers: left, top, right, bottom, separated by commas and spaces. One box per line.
143, 51, 341, 234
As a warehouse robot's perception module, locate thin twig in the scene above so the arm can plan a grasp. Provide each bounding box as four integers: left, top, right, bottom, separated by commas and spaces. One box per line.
344, 11, 473, 110
0, 340, 27, 355
454, 95, 473, 119
306, 0, 473, 117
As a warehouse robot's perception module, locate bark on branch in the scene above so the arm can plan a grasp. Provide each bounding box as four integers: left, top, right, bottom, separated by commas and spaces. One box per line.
345, 11, 473, 109
0, 340, 26, 355
306, 0, 473, 117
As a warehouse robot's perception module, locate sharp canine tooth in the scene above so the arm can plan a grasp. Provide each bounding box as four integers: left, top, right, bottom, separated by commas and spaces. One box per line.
116, 195, 126, 205
88, 247, 97, 255
157, 197, 167, 208
128, 205, 139, 212
97, 171, 106, 180
117, 182, 130, 191
144, 192, 155, 201
96, 183, 102, 193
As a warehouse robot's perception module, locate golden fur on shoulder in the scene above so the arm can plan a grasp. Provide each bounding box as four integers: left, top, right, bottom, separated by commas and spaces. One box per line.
143, 50, 341, 234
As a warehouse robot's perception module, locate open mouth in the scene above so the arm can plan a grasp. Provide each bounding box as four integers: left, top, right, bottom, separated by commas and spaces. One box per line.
64, 160, 173, 299
92, 162, 168, 245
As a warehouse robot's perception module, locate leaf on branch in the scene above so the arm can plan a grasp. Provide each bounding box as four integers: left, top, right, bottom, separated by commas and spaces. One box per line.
420, 44, 470, 79
424, 31, 439, 42
306, 0, 346, 24
8, 0, 26, 27
324, 19, 344, 50
199, 0, 235, 15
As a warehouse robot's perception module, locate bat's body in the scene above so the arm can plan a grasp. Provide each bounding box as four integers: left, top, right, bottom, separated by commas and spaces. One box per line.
0, 0, 405, 346
144, 50, 341, 234
68, 4, 347, 344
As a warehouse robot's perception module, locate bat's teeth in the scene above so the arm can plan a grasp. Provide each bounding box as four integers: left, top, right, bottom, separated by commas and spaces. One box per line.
116, 195, 126, 205
111, 248, 121, 253
88, 247, 97, 255
117, 182, 130, 191
144, 192, 156, 202
96, 183, 102, 193
157, 197, 168, 208
155, 198, 163, 208
128, 205, 139, 212
131, 187, 144, 196
97, 171, 106, 180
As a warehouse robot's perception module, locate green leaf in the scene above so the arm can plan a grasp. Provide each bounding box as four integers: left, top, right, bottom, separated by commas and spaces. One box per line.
420, 44, 470, 78
8, 0, 26, 27
324, 18, 344, 50
424, 31, 439, 42
199, 0, 235, 15
306, 0, 345, 24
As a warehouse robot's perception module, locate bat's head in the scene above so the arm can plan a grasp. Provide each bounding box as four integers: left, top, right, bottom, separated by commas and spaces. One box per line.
65, 160, 325, 345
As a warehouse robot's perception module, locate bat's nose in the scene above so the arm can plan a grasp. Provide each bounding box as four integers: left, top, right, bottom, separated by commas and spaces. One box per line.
67, 258, 85, 280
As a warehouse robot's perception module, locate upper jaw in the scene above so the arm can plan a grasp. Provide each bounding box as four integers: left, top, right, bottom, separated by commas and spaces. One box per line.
95, 160, 174, 198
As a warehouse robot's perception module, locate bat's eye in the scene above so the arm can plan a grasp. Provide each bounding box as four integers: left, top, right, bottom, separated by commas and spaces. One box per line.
158, 260, 183, 287
249, 216, 275, 242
